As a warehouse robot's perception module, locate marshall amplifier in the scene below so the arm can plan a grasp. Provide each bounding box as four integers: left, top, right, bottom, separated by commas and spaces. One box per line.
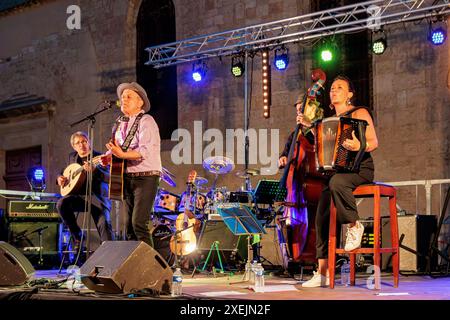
7, 201, 60, 221
6, 201, 62, 268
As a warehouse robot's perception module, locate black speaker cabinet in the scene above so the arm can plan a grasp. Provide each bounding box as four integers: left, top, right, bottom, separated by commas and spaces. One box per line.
0, 241, 35, 286
8, 221, 62, 267
259, 224, 285, 267
79, 241, 172, 294
197, 219, 247, 266
382, 214, 437, 272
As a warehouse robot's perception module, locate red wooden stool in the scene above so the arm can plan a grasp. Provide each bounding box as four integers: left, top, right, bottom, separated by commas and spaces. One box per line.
328, 183, 399, 289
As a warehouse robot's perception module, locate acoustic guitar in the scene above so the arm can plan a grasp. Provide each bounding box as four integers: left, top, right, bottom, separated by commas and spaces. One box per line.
170, 170, 200, 256
108, 155, 125, 201
60, 156, 102, 196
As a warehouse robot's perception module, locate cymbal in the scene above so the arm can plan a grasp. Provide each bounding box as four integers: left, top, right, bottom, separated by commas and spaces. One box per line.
195, 176, 208, 186
161, 166, 176, 187
202, 156, 235, 175
235, 168, 260, 179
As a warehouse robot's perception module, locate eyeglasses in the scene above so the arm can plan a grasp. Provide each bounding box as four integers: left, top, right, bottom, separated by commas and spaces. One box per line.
73, 140, 88, 146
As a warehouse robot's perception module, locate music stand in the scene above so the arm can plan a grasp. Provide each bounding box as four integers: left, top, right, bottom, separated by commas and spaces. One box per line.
253, 179, 287, 205
216, 203, 266, 283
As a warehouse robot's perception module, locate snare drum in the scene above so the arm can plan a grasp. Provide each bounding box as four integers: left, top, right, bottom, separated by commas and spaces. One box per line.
154, 189, 180, 212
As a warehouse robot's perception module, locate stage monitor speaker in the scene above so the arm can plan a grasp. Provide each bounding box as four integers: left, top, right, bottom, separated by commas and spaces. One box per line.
79, 241, 172, 294
382, 214, 437, 272
8, 221, 61, 267
0, 241, 35, 286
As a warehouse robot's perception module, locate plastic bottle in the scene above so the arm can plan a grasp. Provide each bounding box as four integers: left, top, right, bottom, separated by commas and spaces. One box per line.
244, 261, 251, 281
171, 267, 183, 297
254, 263, 265, 292
250, 261, 257, 284
341, 260, 350, 286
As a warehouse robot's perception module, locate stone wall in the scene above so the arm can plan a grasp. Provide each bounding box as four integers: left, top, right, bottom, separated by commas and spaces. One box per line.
0, 0, 448, 216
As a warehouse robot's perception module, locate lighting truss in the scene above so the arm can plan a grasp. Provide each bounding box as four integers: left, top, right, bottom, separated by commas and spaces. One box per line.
146, 0, 450, 68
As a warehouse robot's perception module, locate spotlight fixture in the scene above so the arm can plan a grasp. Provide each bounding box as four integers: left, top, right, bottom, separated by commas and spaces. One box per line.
317, 39, 337, 64
274, 47, 289, 70
320, 49, 333, 62
231, 56, 244, 77
372, 31, 387, 55
429, 25, 447, 46
192, 60, 207, 82
27, 166, 46, 192
262, 49, 271, 119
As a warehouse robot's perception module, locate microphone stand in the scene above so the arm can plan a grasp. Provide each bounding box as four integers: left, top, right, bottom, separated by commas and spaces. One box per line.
69, 102, 113, 259
15, 226, 48, 266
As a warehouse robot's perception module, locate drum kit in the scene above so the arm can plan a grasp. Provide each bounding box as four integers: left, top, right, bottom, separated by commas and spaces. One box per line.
152, 157, 261, 262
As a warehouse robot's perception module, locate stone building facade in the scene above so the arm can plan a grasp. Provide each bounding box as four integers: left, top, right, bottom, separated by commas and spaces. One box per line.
0, 0, 449, 219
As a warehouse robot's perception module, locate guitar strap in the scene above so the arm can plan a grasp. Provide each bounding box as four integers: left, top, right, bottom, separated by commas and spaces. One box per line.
111, 113, 145, 152
121, 113, 144, 152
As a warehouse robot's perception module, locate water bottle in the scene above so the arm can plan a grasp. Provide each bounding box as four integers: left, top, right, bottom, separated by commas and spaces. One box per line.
341, 260, 350, 286
254, 263, 265, 292
244, 261, 251, 281
171, 267, 183, 297
250, 261, 257, 284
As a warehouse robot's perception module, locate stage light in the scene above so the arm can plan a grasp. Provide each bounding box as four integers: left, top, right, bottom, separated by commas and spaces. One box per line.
372, 30, 388, 55
429, 27, 446, 46
372, 38, 386, 54
231, 56, 244, 77
262, 49, 271, 118
27, 166, 46, 192
192, 60, 207, 82
274, 47, 289, 70
321, 49, 333, 62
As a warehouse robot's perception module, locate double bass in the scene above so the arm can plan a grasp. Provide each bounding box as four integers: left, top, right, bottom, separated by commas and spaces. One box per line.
278, 69, 327, 265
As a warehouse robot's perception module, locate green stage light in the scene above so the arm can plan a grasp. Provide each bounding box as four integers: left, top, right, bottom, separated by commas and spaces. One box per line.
321, 49, 333, 62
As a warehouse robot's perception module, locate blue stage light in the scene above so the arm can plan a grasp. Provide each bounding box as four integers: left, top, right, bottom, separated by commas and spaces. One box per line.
430, 27, 446, 45
192, 61, 207, 82
274, 47, 289, 71
192, 71, 202, 82
27, 166, 46, 192
33, 168, 45, 181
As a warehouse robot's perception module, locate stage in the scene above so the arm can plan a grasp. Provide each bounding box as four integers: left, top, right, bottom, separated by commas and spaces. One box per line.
1, 269, 449, 301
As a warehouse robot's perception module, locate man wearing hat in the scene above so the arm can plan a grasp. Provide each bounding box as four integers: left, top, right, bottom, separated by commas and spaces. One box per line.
104, 82, 161, 247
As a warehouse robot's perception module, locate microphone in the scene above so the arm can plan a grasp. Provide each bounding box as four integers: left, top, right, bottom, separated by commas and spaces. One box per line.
103, 100, 121, 108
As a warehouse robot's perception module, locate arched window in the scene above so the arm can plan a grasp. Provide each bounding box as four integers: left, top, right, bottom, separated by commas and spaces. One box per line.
136, 0, 177, 139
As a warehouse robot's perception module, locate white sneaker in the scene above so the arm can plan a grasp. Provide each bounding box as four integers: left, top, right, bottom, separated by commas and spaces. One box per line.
344, 221, 365, 251
301, 271, 329, 288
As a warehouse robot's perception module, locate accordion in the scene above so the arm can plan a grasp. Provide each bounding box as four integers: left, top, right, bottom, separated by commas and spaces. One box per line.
315, 117, 368, 172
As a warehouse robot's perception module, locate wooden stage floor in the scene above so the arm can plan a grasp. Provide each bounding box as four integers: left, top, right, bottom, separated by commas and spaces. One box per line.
1, 269, 449, 301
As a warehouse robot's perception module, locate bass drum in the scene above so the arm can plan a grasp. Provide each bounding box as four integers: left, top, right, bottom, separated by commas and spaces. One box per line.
150, 224, 173, 263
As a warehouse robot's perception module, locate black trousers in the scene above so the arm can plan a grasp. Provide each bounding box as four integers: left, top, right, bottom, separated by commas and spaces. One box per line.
315, 170, 374, 259
123, 175, 159, 247
57, 195, 114, 242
